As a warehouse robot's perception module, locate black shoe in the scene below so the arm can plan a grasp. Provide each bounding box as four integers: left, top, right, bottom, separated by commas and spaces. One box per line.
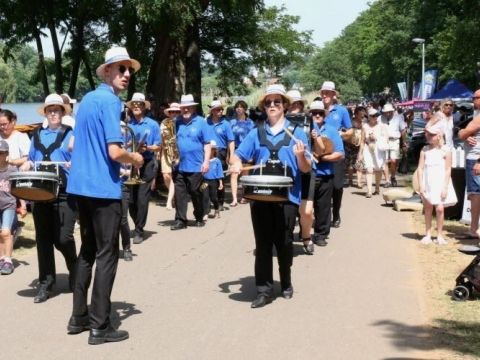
313, 236, 328, 247
123, 249, 133, 261
170, 221, 187, 231
332, 218, 341, 228
391, 177, 398, 187
302, 240, 314, 255
88, 326, 129, 345
34, 286, 50, 303
194, 220, 205, 227
281, 287, 294, 299
251, 294, 273, 308
67, 315, 90, 334
133, 234, 143, 244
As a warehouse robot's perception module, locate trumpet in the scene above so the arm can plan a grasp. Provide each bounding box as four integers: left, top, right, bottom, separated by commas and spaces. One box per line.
121, 124, 145, 186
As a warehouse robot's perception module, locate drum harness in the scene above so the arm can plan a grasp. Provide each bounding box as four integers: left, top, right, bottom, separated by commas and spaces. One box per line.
32, 125, 72, 189
256, 124, 297, 179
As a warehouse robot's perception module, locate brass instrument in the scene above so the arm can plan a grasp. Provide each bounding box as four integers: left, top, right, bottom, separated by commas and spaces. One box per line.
121, 124, 145, 186
161, 117, 179, 166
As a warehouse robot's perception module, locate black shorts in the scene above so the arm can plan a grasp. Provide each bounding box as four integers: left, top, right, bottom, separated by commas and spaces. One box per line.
301, 171, 315, 201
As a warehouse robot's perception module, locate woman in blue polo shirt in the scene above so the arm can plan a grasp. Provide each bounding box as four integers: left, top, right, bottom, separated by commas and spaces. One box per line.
230, 84, 311, 309
20, 94, 77, 303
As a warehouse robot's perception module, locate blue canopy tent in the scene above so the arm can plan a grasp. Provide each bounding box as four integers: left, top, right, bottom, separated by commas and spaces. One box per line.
429, 79, 473, 100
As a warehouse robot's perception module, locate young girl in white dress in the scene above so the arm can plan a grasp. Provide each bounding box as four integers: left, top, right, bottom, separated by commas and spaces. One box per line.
357, 108, 388, 197
417, 125, 457, 245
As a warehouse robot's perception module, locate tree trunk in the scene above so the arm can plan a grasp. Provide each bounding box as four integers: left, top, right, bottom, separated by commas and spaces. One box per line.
81, 53, 96, 90
185, 20, 202, 111
146, 31, 186, 106
68, 20, 84, 98
33, 30, 50, 97
47, 18, 64, 93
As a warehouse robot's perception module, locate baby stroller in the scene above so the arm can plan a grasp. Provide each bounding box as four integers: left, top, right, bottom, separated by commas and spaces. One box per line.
453, 245, 480, 301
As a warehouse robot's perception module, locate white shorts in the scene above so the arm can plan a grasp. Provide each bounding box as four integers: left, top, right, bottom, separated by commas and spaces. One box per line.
385, 138, 401, 161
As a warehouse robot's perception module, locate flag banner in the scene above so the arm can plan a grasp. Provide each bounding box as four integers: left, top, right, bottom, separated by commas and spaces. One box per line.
397, 82, 407, 101
423, 69, 438, 99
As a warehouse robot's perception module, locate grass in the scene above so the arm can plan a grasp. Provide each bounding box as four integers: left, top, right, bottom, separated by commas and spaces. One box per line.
410, 210, 480, 359
13, 213, 36, 257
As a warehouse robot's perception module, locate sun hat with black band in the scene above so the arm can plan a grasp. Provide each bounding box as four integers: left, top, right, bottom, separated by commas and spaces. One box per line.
308, 100, 325, 112
286, 89, 306, 105
257, 84, 291, 110
126, 92, 151, 110
37, 94, 70, 116
179, 94, 199, 107
95, 46, 141, 79
208, 100, 224, 111
164, 102, 181, 117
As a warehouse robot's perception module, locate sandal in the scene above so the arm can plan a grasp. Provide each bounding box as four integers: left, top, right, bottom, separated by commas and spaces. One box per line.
229, 202, 238, 207
239, 198, 248, 204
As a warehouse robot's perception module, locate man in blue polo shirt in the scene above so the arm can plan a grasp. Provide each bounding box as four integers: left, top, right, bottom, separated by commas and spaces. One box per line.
125, 92, 162, 244
206, 100, 235, 210
310, 100, 344, 247
66, 47, 144, 345
321, 81, 352, 229
230, 84, 311, 309
170, 94, 212, 230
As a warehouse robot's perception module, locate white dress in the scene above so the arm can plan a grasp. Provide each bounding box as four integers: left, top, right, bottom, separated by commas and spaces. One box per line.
362, 122, 387, 171
422, 145, 457, 206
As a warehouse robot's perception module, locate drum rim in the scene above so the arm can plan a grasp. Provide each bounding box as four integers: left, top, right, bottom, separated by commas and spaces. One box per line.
9, 171, 59, 180
240, 174, 293, 185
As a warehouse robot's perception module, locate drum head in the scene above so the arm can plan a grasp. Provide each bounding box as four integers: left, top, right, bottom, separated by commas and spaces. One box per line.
240, 175, 293, 187
11, 188, 57, 202
10, 171, 59, 202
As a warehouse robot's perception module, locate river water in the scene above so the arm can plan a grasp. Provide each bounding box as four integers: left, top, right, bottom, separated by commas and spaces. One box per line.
1, 103, 78, 125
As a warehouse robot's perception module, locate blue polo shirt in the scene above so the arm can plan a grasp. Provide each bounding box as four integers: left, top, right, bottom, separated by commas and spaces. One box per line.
206, 117, 235, 150
67, 83, 124, 199
230, 118, 255, 147
175, 114, 212, 172
325, 104, 352, 130
28, 127, 73, 178
312, 123, 344, 176
204, 157, 224, 180
128, 116, 162, 160
235, 120, 308, 205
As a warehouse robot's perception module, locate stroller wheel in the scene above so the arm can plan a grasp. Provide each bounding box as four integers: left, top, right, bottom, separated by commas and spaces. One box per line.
453, 285, 470, 301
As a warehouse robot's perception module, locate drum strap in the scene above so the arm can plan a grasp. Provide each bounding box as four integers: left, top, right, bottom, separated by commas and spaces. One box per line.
33, 125, 72, 160
258, 124, 297, 159
33, 125, 72, 188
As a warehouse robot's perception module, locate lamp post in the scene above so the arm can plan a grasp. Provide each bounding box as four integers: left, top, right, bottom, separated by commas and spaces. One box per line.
412, 38, 425, 100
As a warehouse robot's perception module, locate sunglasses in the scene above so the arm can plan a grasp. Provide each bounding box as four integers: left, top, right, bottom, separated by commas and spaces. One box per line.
118, 64, 135, 74
369, 114, 379, 117
444, 103, 453, 107
264, 99, 283, 107
311, 111, 325, 116
473, 97, 480, 100
131, 101, 144, 108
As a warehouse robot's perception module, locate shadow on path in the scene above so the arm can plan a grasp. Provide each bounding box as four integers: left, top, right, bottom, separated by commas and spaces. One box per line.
111, 301, 142, 328
17, 273, 71, 299
374, 318, 480, 358
218, 276, 281, 303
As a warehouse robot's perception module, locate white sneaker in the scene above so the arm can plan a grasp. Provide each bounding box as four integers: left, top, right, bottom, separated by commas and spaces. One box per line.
420, 236, 433, 244
436, 236, 448, 245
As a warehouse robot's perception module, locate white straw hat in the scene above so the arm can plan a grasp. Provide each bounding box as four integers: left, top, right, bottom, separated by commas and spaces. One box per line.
320, 81, 337, 94
286, 90, 305, 104
37, 94, 70, 116
95, 46, 140, 78
126, 92, 151, 110
309, 101, 325, 112
382, 103, 395, 112
164, 102, 181, 117
208, 100, 224, 111
257, 84, 291, 110
179, 94, 199, 107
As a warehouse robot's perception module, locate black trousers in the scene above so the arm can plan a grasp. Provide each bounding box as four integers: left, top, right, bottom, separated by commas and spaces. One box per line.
250, 201, 297, 295
216, 149, 228, 206
313, 175, 334, 240
332, 161, 344, 221
32, 193, 77, 288
120, 184, 131, 250
202, 179, 220, 212
129, 158, 155, 236
72, 196, 121, 330
174, 171, 204, 223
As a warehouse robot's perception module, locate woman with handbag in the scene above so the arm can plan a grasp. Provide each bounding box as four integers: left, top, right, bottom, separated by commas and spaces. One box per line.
357, 108, 388, 198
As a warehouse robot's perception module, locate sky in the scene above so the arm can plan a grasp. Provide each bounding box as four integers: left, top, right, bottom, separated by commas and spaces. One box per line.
37, 0, 372, 57
264, 0, 372, 47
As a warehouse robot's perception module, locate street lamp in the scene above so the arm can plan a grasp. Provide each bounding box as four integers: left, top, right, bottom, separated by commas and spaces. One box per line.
412, 38, 426, 100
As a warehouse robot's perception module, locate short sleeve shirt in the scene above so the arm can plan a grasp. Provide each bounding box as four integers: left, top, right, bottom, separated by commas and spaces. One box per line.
0, 165, 17, 210
230, 118, 255, 147
206, 117, 235, 150
128, 117, 162, 160
67, 83, 124, 199
4, 131, 31, 163
325, 104, 352, 131
175, 114, 213, 172
312, 123, 344, 176
235, 120, 309, 205
204, 157, 224, 180
381, 114, 407, 139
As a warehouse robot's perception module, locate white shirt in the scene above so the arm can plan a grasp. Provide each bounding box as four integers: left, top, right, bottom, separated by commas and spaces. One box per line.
381, 113, 406, 139
3, 131, 31, 161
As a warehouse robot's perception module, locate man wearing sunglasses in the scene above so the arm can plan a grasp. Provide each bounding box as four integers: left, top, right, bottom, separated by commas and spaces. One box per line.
67, 47, 144, 345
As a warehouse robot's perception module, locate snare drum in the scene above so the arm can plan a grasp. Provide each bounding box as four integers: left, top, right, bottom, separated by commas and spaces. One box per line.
9, 171, 59, 202
240, 175, 293, 202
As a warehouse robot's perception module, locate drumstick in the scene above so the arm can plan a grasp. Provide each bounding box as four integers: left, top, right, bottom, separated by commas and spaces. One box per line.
283, 127, 319, 163
224, 164, 265, 174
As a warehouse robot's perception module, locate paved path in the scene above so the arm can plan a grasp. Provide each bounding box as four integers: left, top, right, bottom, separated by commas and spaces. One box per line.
1, 187, 432, 359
